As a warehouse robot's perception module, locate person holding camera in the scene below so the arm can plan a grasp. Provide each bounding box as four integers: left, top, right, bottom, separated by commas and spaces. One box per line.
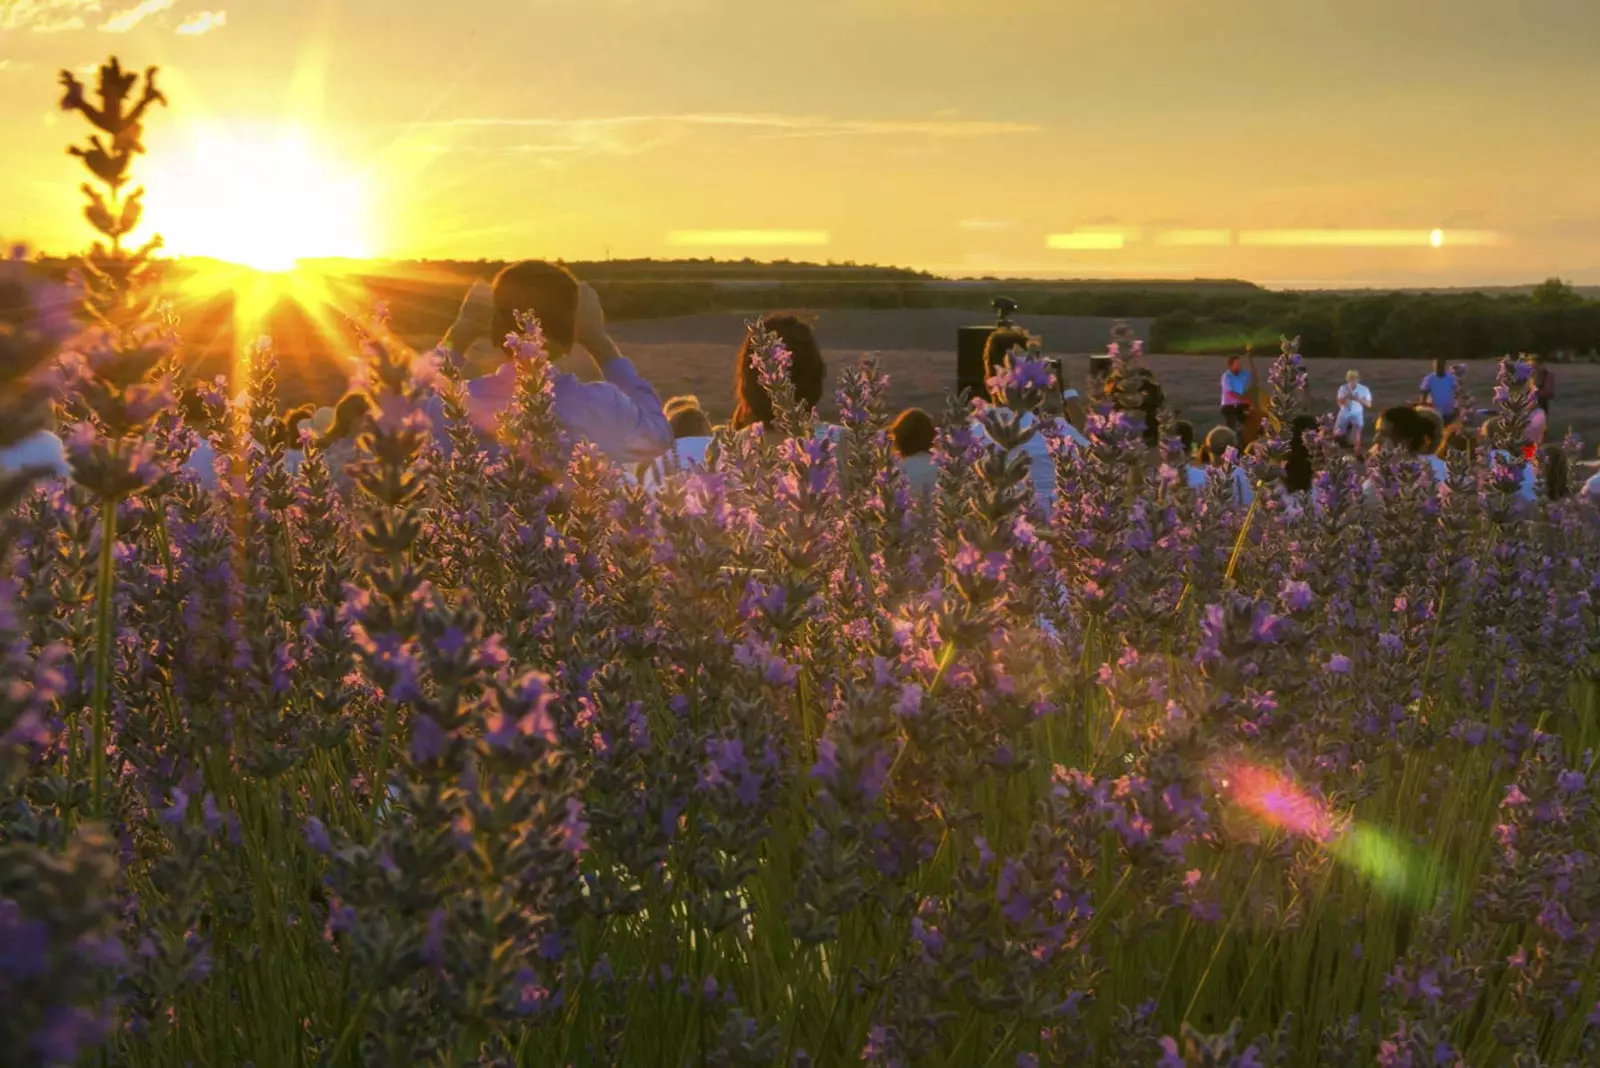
432, 260, 674, 465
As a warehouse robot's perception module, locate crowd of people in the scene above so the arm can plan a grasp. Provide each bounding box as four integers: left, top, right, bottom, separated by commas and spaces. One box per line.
3, 258, 1598, 507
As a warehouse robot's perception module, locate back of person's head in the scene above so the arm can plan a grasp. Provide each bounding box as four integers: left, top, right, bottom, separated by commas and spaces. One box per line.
983, 327, 1036, 399
668, 404, 712, 439
1175, 419, 1195, 456
490, 260, 581, 355
1376, 406, 1431, 454
1415, 407, 1444, 452
1539, 445, 1570, 501
732, 313, 825, 431
1284, 414, 1317, 493
1432, 358, 1449, 377
664, 394, 702, 421
890, 407, 936, 459
1441, 426, 1476, 463
1202, 425, 1238, 464
323, 391, 374, 446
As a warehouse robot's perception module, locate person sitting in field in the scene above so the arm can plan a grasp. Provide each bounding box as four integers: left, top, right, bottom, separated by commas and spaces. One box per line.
891, 407, 939, 494
182, 389, 316, 490
634, 395, 715, 489
1283, 415, 1318, 495
1418, 359, 1459, 428
1196, 425, 1254, 507
731, 313, 837, 443
1477, 416, 1539, 501
1175, 420, 1207, 491
1537, 444, 1570, 502
1439, 425, 1477, 466
0, 422, 69, 481
1334, 370, 1372, 450
972, 327, 1090, 511
1374, 406, 1449, 483
424, 260, 673, 465
1583, 447, 1600, 502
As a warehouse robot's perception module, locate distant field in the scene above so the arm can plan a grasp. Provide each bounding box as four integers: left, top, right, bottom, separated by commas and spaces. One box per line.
149, 267, 1600, 451
603, 316, 1600, 451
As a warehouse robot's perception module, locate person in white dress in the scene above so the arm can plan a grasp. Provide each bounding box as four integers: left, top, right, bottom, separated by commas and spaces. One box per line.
1335, 370, 1373, 451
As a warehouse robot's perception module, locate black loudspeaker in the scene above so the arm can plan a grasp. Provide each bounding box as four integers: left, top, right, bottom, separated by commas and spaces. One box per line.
957, 297, 1026, 402
957, 325, 997, 402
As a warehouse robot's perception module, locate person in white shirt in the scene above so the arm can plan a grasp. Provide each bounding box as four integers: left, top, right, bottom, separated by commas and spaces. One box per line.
636, 396, 714, 489
970, 328, 1090, 511
1335, 370, 1373, 451
0, 429, 70, 481
891, 407, 940, 494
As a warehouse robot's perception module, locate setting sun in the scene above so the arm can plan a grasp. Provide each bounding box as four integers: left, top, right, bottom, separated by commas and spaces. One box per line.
141, 123, 373, 272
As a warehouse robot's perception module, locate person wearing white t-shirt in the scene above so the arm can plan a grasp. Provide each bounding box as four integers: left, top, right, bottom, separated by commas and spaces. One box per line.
969, 328, 1088, 511
635, 396, 715, 490
891, 407, 940, 494
1335, 370, 1373, 451
0, 429, 70, 481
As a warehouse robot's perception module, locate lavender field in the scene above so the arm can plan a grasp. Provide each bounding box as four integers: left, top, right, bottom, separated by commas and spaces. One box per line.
5, 58, 1600, 1068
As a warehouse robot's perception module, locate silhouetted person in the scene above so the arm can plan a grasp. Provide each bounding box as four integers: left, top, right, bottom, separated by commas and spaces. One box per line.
1284, 415, 1317, 494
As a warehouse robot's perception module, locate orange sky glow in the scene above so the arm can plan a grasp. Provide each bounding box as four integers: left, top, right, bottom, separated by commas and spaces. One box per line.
4, 0, 1599, 287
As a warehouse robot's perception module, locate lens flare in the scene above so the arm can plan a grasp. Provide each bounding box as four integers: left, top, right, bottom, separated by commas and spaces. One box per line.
1218, 760, 1432, 904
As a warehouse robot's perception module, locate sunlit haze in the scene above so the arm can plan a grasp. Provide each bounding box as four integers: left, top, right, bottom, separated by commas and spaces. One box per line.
4, 0, 1599, 286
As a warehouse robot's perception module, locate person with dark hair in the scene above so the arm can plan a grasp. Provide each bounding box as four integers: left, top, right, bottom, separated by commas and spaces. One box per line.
1283, 415, 1317, 494
890, 407, 939, 493
1175, 419, 1209, 491
1418, 359, 1458, 427
1219, 355, 1251, 431
1375, 405, 1449, 481
972, 327, 1088, 510
731, 313, 830, 434
427, 259, 672, 464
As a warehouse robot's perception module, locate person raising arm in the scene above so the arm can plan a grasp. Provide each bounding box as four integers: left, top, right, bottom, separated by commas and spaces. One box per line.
436, 260, 673, 465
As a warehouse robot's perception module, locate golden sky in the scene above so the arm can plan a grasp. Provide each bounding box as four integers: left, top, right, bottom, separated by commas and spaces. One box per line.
4, 0, 1599, 286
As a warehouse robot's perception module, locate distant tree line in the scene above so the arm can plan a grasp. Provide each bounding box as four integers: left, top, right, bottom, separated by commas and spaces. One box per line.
1149, 278, 1600, 361
32, 255, 1599, 361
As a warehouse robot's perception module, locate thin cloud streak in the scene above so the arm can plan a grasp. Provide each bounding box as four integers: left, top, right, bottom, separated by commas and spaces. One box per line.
423, 113, 1040, 139
99, 0, 174, 32
667, 230, 831, 249
175, 9, 226, 35
2, 0, 98, 32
